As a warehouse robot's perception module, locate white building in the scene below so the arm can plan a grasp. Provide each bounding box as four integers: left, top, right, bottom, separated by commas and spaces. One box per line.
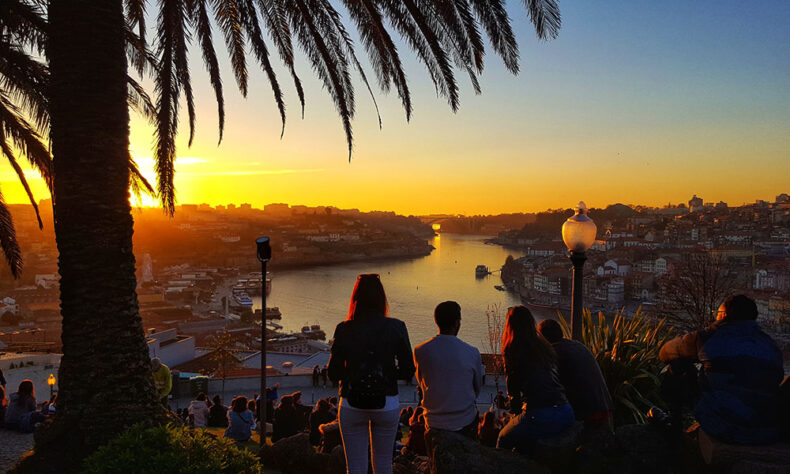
147, 328, 196, 367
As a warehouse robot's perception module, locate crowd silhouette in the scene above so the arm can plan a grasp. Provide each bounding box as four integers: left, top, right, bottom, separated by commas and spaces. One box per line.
4, 274, 786, 474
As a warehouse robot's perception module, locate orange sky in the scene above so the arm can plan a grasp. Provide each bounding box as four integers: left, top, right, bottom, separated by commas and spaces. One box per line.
2, 1, 789, 215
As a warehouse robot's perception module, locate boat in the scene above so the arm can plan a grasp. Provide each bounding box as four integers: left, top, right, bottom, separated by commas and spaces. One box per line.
229, 292, 254, 312
300, 324, 326, 340
475, 265, 489, 276
494, 285, 506, 291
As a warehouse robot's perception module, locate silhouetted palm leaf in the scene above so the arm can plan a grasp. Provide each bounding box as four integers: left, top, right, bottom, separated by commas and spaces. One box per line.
0, 189, 22, 278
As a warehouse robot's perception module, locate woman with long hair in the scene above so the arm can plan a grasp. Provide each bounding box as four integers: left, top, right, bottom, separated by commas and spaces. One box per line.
224, 395, 254, 442
3, 379, 43, 432
496, 306, 574, 453
328, 274, 415, 474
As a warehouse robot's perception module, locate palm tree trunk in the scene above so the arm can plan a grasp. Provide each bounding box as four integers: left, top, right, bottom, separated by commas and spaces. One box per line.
17, 1, 166, 469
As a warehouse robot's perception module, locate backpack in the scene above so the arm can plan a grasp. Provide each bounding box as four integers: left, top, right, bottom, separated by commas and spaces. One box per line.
346, 323, 387, 409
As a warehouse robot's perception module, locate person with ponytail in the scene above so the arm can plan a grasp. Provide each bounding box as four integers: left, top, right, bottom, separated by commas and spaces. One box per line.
496, 306, 574, 453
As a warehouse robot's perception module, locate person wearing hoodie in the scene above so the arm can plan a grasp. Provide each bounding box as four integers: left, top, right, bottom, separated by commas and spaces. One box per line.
188, 392, 211, 428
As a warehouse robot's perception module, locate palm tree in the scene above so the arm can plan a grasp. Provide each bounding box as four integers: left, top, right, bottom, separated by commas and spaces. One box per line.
0, 0, 51, 277
0, 1, 153, 280
22, 0, 561, 469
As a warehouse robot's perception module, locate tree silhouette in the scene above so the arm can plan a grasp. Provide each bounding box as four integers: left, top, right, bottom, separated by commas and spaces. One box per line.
18, 0, 563, 469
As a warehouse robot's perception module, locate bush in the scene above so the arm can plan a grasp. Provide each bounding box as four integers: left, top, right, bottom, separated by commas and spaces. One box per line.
560, 308, 674, 426
82, 424, 261, 474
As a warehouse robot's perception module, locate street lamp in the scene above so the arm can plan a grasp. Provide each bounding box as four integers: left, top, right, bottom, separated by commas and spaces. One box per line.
256, 236, 271, 448
562, 202, 597, 341
47, 373, 56, 398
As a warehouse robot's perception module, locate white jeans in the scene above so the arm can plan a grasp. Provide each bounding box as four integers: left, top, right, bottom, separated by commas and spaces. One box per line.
338, 399, 400, 474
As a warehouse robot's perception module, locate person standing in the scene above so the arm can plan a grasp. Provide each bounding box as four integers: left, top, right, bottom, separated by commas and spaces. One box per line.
328, 274, 415, 474
413, 301, 484, 441
151, 358, 172, 407
312, 365, 320, 388
497, 306, 574, 454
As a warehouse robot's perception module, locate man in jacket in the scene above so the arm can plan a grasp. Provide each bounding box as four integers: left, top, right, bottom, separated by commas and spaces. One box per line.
659, 295, 784, 445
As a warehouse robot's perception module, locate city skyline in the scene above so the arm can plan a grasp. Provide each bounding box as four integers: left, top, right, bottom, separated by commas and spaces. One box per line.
2, 1, 789, 215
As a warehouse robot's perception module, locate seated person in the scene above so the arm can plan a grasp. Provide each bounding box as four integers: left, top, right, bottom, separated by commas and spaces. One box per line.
659, 295, 784, 445
406, 406, 428, 456
208, 395, 229, 427
224, 396, 255, 442
478, 411, 501, 448
413, 301, 484, 440
4, 380, 45, 433
318, 419, 342, 453
272, 395, 301, 442
496, 306, 575, 454
188, 392, 211, 428
538, 319, 613, 431
309, 399, 335, 446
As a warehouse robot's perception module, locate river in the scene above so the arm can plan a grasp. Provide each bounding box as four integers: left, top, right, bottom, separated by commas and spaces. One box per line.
250, 233, 553, 352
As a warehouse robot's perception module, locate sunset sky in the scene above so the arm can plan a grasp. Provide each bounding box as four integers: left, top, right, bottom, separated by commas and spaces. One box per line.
3, 0, 789, 215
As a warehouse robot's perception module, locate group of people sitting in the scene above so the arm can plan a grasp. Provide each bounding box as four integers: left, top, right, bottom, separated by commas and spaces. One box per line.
321, 274, 786, 474
0, 379, 56, 433
175, 392, 256, 442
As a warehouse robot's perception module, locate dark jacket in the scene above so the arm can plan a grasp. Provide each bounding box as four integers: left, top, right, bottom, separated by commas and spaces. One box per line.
504, 345, 568, 412
208, 404, 229, 428
328, 316, 415, 399
660, 320, 784, 445
309, 410, 335, 446
553, 339, 613, 420
272, 405, 302, 442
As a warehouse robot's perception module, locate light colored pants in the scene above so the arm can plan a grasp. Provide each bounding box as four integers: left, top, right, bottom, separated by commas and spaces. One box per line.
338, 404, 400, 474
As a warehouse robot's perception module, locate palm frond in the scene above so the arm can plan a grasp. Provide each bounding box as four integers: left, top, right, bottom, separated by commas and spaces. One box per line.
0, 39, 49, 131
128, 75, 157, 123
129, 155, 156, 199
342, 0, 412, 120
523, 0, 561, 40
468, 0, 518, 73
0, 91, 52, 191
213, 0, 248, 96
0, 188, 22, 278
154, 0, 187, 215
286, 0, 354, 159
318, 0, 382, 129
257, 0, 306, 117
125, 0, 148, 47
0, 136, 43, 229
191, 0, 225, 143
239, 0, 287, 137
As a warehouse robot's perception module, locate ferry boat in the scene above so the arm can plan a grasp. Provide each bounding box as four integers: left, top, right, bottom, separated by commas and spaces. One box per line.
229, 292, 254, 312
300, 324, 326, 340
475, 265, 490, 276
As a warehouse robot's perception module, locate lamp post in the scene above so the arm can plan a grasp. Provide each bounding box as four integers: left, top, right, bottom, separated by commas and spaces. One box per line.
47, 373, 56, 398
561, 202, 597, 341
256, 236, 271, 448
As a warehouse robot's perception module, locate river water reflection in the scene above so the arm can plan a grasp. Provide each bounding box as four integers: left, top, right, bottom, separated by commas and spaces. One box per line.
252, 234, 545, 351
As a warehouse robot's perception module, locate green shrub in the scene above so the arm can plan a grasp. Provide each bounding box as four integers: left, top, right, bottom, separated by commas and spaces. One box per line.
82, 424, 261, 474
559, 308, 674, 426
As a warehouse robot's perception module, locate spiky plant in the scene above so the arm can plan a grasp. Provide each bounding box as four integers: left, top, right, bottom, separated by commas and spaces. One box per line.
559, 308, 675, 426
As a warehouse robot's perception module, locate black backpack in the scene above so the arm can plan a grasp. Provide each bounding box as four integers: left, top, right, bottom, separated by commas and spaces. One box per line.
346, 323, 387, 409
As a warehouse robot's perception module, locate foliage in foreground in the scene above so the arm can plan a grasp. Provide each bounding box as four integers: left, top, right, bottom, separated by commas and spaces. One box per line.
81, 424, 261, 474
560, 308, 674, 426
